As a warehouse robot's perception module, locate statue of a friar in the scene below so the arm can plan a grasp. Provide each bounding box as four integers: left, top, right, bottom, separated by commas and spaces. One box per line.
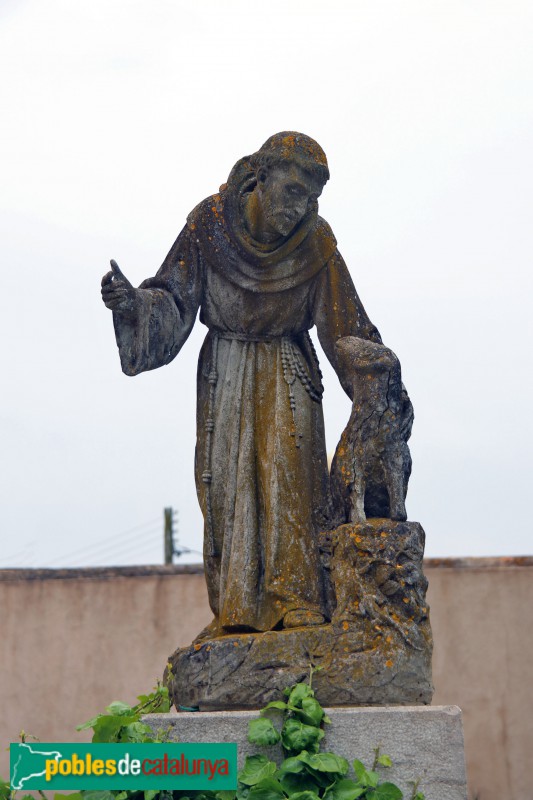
101, 132, 416, 652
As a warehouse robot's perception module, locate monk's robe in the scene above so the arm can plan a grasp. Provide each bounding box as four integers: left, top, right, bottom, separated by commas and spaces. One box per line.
112, 155, 381, 632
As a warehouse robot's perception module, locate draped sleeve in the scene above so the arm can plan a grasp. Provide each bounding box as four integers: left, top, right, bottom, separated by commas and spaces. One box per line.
312, 248, 413, 428
112, 225, 203, 376
312, 249, 382, 397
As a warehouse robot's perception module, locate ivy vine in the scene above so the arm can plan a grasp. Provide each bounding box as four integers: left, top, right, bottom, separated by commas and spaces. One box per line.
1, 673, 424, 800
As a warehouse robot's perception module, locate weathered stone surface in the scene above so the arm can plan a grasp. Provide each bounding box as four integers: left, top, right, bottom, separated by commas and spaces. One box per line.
102, 132, 432, 711
330, 336, 413, 525
166, 623, 432, 710
144, 706, 467, 800
166, 519, 432, 710
321, 519, 430, 636
102, 132, 417, 639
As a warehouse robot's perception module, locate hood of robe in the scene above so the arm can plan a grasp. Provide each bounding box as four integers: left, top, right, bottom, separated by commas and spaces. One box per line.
187, 156, 337, 294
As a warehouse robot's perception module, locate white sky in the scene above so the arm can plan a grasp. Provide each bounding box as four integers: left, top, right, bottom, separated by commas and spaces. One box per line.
1, 0, 532, 567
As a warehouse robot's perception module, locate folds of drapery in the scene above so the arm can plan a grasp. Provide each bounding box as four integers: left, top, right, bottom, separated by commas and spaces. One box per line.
110, 212, 392, 631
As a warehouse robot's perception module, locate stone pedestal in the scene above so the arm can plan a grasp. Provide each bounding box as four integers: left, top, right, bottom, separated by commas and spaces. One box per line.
144, 705, 468, 800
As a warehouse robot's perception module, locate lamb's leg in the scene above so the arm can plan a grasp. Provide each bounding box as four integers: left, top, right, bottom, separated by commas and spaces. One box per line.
349, 468, 366, 523
383, 446, 407, 521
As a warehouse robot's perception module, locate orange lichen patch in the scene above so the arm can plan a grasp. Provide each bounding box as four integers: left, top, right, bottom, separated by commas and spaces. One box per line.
193, 644, 202, 651
206, 645, 211, 651
355, 536, 362, 543
233, 641, 239, 647
403, 597, 409, 603
385, 659, 393, 668
189, 222, 196, 230
386, 635, 393, 643
179, 260, 186, 267
342, 620, 349, 631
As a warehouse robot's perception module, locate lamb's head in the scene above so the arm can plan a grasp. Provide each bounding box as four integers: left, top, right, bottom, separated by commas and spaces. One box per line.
335, 336, 399, 376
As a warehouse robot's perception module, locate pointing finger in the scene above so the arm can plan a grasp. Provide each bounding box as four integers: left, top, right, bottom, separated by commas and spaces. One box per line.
110, 258, 124, 277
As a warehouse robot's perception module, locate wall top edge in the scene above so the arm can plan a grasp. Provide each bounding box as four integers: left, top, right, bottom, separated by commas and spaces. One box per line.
1, 556, 532, 582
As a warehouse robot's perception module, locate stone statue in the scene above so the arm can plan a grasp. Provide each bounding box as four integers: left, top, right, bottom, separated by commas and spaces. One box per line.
102, 132, 432, 709
330, 336, 413, 526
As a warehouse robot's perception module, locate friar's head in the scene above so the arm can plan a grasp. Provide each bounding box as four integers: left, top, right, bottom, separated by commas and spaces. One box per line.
247, 132, 330, 239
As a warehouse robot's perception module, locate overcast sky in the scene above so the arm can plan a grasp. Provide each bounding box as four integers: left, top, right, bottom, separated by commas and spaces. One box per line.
1, 0, 532, 568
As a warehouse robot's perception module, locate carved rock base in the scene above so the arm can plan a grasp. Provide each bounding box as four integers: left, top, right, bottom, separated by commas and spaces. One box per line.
166, 621, 432, 711
166, 519, 433, 710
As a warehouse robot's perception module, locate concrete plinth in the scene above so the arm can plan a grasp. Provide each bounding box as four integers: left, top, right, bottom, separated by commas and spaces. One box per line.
145, 705, 467, 800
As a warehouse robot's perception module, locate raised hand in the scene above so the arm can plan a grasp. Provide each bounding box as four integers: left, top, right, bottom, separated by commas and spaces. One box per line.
101, 259, 138, 316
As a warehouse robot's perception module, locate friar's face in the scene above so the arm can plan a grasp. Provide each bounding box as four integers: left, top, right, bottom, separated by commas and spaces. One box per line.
257, 162, 323, 237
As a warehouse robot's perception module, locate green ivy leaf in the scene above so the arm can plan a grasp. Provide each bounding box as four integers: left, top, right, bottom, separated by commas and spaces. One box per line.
248, 778, 286, 800
366, 771, 379, 788
76, 715, 103, 731
279, 772, 320, 795
281, 719, 324, 754
262, 702, 291, 713
287, 685, 315, 709
239, 756, 278, 786
352, 761, 379, 788
144, 791, 159, 800
82, 792, 116, 800
53, 794, 84, 800
277, 757, 306, 775
297, 752, 349, 776
323, 778, 366, 800
295, 698, 324, 728
297, 766, 333, 790
376, 755, 393, 769
215, 792, 237, 800
366, 783, 403, 800
106, 701, 135, 717
91, 715, 138, 743
248, 718, 281, 747
119, 722, 153, 743
285, 792, 321, 800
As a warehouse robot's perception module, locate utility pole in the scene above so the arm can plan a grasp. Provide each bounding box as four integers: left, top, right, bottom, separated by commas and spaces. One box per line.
164, 507, 174, 564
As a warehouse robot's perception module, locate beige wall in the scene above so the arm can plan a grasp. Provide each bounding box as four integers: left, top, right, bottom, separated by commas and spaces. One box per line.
1, 559, 532, 800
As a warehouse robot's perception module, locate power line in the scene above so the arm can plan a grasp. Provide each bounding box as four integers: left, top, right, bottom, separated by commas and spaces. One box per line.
3, 509, 203, 570
50, 517, 161, 565
52, 527, 162, 567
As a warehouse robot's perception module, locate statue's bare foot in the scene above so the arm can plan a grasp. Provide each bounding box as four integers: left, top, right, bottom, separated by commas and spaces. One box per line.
283, 609, 326, 628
